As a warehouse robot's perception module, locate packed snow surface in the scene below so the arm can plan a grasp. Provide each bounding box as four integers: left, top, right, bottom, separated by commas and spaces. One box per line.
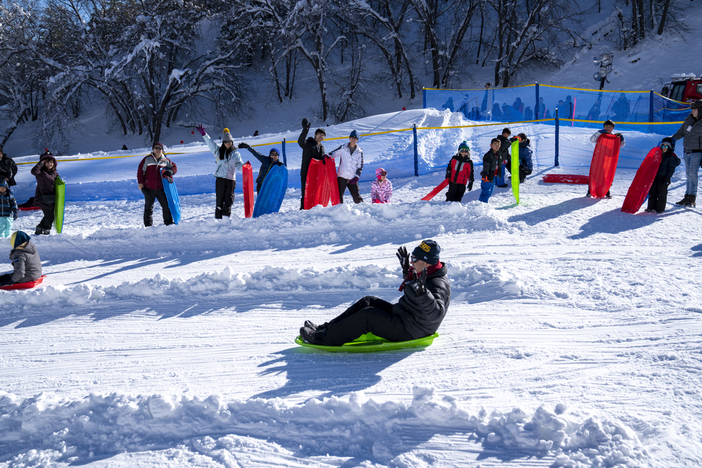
1, 109, 701, 467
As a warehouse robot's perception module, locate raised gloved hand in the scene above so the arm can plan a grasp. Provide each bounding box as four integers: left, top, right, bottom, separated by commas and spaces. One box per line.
410, 268, 428, 295
396, 246, 410, 276
238, 142, 250, 149
348, 176, 359, 185
195, 124, 206, 136
302, 118, 310, 130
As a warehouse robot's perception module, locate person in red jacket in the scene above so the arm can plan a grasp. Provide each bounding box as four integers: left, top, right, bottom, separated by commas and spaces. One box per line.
137, 142, 177, 227
445, 141, 474, 202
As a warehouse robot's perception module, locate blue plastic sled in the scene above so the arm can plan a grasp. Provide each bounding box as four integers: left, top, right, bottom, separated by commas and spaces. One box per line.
162, 177, 181, 225
253, 164, 288, 218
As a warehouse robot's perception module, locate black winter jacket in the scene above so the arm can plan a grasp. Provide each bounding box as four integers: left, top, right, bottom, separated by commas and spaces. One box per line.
393, 263, 450, 338
246, 147, 285, 188
30, 154, 59, 209
496, 135, 511, 167
298, 128, 325, 185
0, 155, 18, 186
482, 149, 498, 182
655, 150, 681, 182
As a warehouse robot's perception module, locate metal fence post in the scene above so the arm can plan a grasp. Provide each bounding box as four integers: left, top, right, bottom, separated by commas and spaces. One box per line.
282, 138, 287, 167
535, 83, 540, 120
649, 90, 654, 123
413, 124, 419, 176
554, 109, 560, 167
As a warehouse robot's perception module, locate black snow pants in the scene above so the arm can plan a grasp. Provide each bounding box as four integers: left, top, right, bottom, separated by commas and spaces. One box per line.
142, 188, 173, 226
215, 177, 235, 218
316, 296, 414, 346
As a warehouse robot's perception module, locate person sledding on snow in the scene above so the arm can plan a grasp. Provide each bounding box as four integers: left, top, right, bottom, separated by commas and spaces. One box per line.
445, 142, 474, 202
506, 133, 533, 184
300, 239, 450, 346
479, 139, 501, 203
329, 130, 364, 204
0, 180, 18, 238
236, 142, 283, 194
671, 100, 702, 208
0, 231, 41, 287
30, 151, 59, 235
645, 138, 681, 214
586, 120, 625, 198
298, 118, 326, 210
371, 167, 392, 203
196, 125, 244, 218
137, 143, 177, 226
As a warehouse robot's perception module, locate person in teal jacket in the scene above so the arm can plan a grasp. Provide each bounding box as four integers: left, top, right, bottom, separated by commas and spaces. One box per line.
197, 124, 244, 218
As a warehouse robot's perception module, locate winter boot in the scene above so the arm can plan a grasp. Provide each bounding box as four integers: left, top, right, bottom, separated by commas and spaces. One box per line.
684, 194, 696, 208
304, 320, 318, 330
300, 326, 321, 344
675, 194, 689, 206
35, 226, 43, 235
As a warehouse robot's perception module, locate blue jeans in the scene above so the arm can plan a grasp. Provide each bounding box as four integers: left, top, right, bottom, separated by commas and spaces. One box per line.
478, 180, 494, 203
0, 217, 11, 237
683, 151, 702, 195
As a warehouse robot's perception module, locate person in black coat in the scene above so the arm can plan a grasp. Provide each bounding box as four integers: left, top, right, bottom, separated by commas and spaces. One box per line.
298, 118, 326, 209
0, 147, 18, 187
645, 137, 681, 214
479, 139, 501, 203
238, 143, 284, 193
495, 128, 512, 188
30, 151, 59, 235
300, 239, 450, 346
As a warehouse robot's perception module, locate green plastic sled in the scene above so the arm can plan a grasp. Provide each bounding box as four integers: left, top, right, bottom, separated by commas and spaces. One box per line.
295, 332, 439, 353
54, 177, 66, 233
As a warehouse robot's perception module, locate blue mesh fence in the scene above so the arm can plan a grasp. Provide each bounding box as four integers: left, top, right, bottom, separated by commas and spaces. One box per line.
424, 85, 691, 123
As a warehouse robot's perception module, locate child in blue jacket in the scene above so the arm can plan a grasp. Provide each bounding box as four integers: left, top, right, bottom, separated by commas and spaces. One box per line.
0, 180, 18, 237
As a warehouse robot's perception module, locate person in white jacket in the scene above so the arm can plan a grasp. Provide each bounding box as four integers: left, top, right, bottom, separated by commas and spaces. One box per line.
196, 124, 244, 218
329, 130, 364, 203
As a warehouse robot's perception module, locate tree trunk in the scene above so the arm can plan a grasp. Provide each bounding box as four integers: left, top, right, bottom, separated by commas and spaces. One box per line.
657, 0, 671, 35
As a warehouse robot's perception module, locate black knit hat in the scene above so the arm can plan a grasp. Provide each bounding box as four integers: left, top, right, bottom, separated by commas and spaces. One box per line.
412, 239, 441, 265
661, 137, 675, 151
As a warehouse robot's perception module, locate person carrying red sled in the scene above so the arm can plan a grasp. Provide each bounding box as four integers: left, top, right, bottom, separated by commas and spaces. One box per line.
645, 137, 680, 214
445, 142, 474, 202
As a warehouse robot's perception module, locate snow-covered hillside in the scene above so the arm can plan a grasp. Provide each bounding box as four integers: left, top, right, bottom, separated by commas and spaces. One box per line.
1, 106, 701, 467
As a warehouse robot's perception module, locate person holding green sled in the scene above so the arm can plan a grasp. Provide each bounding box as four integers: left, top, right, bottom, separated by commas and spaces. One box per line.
300, 239, 450, 346
30, 151, 59, 235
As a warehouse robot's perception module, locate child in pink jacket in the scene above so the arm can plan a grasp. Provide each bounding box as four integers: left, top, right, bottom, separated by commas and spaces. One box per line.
371, 167, 392, 203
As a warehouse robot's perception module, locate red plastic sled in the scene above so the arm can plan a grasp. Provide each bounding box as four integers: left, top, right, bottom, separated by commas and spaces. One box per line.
421, 179, 450, 201
588, 133, 621, 198
326, 156, 341, 206
304, 157, 340, 209
243, 162, 254, 218
0, 275, 46, 291
18, 206, 41, 211
621, 147, 663, 214
542, 174, 590, 184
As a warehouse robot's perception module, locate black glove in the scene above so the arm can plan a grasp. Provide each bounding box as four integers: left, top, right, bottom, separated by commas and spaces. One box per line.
302, 118, 310, 130
396, 246, 410, 276
238, 142, 250, 149
481, 172, 489, 182
468, 182, 473, 191
410, 268, 428, 295
162, 169, 173, 183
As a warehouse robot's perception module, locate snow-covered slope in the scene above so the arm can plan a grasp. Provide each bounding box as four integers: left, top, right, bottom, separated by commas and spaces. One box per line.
1, 105, 701, 467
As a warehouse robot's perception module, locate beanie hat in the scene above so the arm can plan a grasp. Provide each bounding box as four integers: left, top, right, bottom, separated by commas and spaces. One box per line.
604, 119, 615, 128
350, 130, 359, 139
375, 167, 387, 176
412, 239, 441, 265
691, 101, 702, 110
661, 137, 675, 150
0, 180, 7, 189
222, 128, 234, 143
458, 141, 469, 153
10, 231, 30, 248
269, 147, 280, 156
152, 142, 164, 149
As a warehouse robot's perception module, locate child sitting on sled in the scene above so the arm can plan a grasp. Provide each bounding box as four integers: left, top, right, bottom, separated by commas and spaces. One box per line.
0, 231, 42, 287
